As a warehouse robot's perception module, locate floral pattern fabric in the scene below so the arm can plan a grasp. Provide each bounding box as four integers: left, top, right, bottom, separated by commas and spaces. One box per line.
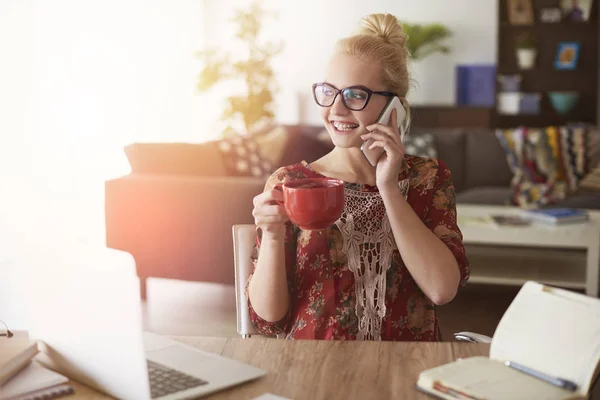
246, 155, 469, 341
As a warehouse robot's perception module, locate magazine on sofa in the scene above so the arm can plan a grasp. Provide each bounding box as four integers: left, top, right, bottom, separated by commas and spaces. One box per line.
416, 281, 600, 400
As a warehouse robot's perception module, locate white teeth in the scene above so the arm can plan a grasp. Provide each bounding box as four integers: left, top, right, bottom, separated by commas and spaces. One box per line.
332, 121, 359, 131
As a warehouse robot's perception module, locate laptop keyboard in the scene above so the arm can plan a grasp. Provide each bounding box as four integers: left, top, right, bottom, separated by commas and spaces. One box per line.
147, 359, 209, 399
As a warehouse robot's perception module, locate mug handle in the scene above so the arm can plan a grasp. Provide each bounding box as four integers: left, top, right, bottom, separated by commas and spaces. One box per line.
272, 183, 285, 206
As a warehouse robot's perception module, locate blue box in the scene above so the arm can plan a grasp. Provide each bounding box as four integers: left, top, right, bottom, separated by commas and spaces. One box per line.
456, 65, 496, 107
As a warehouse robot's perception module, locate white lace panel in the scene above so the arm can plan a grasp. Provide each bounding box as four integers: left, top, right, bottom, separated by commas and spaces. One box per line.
335, 179, 409, 341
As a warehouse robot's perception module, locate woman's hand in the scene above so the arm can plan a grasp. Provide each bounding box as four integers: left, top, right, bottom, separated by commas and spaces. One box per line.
252, 186, 289, 237
361, 108, 406, 191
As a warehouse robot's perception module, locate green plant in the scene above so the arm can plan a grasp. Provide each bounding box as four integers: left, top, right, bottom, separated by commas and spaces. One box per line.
196, 1, 282, 135
401, 23, 452, 60
516, 33, 536, 49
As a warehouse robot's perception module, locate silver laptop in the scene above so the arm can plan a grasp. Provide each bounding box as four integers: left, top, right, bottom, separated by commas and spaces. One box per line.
6, 239, 265, 400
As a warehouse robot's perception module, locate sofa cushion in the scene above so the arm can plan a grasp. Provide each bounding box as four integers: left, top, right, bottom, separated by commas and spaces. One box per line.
496, 127, 567, 208
464, 129, 512, 188
252, 125, 290, 167
410, 127, 467, 192
404, 133, 438, 158
217, 135, 274, 178
580, 164, 600, 191
549, 192, 600, 210
456, 187, 513, 205
560, 125, 592, 192
124, 142, 227, 177
278, 125, 334, 167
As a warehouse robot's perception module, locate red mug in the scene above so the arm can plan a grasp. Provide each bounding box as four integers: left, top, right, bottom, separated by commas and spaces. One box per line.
274, 178, 345, 230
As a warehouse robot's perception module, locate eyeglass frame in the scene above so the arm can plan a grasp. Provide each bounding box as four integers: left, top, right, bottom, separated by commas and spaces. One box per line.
312, 82, 396, 111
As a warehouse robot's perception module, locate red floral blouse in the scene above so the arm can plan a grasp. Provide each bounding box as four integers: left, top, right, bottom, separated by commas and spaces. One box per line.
247, 155, 469, 341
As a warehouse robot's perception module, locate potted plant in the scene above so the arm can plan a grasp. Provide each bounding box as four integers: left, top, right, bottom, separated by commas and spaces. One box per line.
401, 23, 452, 60
196, 1, 282, 136
401, 22, 452, 104
515, 33, 537, 69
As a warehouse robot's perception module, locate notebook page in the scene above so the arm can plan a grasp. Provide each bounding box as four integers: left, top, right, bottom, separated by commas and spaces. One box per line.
419, 356, 577, 400
490, 282, 600, 394
0, 362, 68, 399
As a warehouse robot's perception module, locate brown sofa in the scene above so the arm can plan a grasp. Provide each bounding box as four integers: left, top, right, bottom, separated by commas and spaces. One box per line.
105, 125, 600, 298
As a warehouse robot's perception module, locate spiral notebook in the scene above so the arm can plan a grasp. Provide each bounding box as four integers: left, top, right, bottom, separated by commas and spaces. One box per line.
0, 362, 73, 400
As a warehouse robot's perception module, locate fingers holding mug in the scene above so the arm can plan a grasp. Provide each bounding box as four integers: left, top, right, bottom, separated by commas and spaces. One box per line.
252, 183, 289, 234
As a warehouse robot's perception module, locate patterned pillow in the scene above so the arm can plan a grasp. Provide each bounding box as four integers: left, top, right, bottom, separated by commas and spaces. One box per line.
404, 133, 438, 158
560, 126, 591, 192
217, 135, 274, 178
580, 163, 600, 191
496, 127, 567, 208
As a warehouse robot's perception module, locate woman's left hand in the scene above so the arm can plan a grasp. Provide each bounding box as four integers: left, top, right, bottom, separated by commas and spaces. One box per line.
361, 108, 406, 191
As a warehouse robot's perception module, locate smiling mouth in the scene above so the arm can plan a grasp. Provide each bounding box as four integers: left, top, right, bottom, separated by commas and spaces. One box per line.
331, 121, 360, 132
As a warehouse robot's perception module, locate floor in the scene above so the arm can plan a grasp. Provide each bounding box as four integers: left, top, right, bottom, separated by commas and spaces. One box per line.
141, 278, 523, 340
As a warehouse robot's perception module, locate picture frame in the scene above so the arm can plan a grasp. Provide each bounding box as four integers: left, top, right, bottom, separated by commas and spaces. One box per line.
540, 7, 563, 23
560, 0, 594, 21
554, 42, 581, 70
507, 0, 535, 25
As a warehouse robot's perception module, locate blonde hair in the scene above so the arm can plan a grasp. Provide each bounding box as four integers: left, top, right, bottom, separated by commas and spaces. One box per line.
335, 13, 412, 138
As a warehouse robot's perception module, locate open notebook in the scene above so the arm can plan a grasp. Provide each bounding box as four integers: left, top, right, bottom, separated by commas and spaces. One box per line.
0, 340, 38, 385
416, 281, 600, 400
0, 362, 72, 400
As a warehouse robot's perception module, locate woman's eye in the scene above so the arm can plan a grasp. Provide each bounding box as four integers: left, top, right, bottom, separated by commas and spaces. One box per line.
348, 91, 366, 99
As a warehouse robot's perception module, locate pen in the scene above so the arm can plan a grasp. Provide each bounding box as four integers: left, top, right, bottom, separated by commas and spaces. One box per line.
504, 361, 578, 392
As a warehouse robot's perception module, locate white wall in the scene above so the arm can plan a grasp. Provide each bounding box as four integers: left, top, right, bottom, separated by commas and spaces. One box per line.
203, 0, 498, 125
0, 0, 205, 245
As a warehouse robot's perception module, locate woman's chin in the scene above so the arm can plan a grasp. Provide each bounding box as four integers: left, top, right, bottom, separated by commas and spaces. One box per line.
330, 137, 363, 150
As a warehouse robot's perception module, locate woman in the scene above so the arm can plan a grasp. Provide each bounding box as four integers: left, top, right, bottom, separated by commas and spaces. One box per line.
247, 13, 469, 341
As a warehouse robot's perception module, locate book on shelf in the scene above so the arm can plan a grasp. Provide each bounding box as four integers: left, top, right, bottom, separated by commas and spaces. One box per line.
416, 281, 600, 400
0, 340, 38, 386
457, 214, 533, 227
490, 214, 532, 227
522, 208, 589, 225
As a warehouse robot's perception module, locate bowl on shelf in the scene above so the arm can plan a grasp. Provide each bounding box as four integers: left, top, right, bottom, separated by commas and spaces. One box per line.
548, 91, 580, 115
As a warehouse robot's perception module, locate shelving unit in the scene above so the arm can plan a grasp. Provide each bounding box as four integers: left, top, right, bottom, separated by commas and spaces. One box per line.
466, 244, 587, 290
494, 0, 598, 128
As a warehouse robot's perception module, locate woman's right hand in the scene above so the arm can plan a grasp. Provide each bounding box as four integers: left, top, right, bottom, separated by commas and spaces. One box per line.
252, 186, 289, 235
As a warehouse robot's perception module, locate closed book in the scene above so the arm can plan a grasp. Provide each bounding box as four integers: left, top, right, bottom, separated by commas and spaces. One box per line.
456, 65, 496, 107
523, 208, 589, 225
0, 341, 38, 386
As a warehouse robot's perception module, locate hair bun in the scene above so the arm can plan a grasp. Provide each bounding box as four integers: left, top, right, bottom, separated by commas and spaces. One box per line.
358, 13, 407, 48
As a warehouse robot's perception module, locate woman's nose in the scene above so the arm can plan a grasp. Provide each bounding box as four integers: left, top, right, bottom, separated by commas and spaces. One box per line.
330, 93, 348, 115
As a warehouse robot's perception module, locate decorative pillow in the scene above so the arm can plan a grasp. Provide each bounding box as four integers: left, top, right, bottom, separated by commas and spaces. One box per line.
580, 163, 600, 191
217, 136, 274, 178
278, 129, 334, 166
560, 125, 591, 192
252, 125, 290, 167
403, 133, 438, 158
495, 127, 567, 208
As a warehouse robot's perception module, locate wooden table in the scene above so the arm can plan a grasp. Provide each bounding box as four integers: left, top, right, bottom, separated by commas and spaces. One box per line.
68, 336, 489, 400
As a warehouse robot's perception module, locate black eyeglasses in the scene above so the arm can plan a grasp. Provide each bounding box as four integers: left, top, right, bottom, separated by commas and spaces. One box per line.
312, 82, 395, 111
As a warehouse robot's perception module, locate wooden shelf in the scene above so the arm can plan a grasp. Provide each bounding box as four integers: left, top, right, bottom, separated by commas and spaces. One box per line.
410, 106, 493, 128
466, 244, 587, 289
494, 114, 596, 129
495, 70, 597, 92
500, 21, 597, 30
495, 0, 598, 128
